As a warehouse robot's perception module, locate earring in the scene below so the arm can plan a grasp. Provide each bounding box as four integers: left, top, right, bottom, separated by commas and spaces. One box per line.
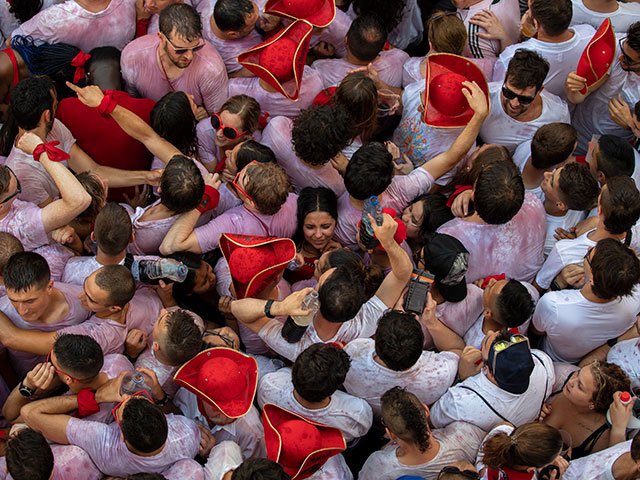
589, 404, 594, 410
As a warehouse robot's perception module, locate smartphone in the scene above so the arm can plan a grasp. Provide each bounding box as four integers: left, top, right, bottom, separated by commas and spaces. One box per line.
403, 269, 435, 315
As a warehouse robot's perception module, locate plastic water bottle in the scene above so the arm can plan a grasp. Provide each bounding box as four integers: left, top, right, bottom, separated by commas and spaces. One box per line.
606, 391, 640, 429
359, 196, 383, 249
281, 290, 320, 343
131, 258, 188, 284
119, 371, 154, 396
286, 258, 302, 271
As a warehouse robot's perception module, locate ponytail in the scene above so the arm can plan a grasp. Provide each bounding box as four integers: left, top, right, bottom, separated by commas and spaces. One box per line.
481, 424, 562, 470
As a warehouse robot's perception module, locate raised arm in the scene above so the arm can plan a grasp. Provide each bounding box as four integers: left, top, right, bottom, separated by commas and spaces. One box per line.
159, 209, 203, 255
20, 394, 78, 444
420, 293, 465, 356
0, 309, 56, 355
422, 81, 490, 181
3, 362, 59, 423
564, 70, 609, 105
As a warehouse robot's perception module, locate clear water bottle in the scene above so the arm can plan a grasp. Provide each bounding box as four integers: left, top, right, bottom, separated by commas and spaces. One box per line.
131, 258, 188, 284
359, 196, 383, 249
119, 371, 154, 396
286, 258, 302, 271
281, 290, 320, 343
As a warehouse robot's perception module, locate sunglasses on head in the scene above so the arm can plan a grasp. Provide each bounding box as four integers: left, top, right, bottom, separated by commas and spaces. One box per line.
438, 466, 480, 479
162, 33, 205, 55
112, 390, 155, 428
47, 349, 80, 383
211, 113, 247, 141
501, 84, 537, 105
232, 159, 257, 201
491, 333, 529, 373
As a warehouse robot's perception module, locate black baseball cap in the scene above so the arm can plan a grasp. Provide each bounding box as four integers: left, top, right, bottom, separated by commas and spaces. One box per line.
421, 234, 469, 303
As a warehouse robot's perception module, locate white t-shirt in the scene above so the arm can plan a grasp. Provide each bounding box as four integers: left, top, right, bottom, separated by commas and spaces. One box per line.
257, 368, 373, 443
608, 337, 640, 391
563, 439, 632, 480
429, 349, 555, 431
479, 82, 571, 153
492, 25, 595, 100
570, 0, 640, 34
203, 441, 243, 480
358, 421, 485, 480
544, 210, 588, 257
535, 228, 596, 289
343, 338, 458, 418
532, 288, 640, 363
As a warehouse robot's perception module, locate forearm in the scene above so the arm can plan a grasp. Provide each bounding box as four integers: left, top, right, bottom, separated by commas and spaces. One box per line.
90, 164, 151, 188
159, 209, 202, 255
445, 113, 485, 163
385, 240, 413, 284
0, 324, 55, 355
3, 387, 31, 423
426, 320, 464, 355
565, 85, 587, 105
230, 298, 270, 324
609, 425, 627, 447
40, 155, 91, 211
20, 394, 78, 444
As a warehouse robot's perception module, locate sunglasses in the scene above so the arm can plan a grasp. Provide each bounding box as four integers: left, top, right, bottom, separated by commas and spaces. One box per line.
162, 33, 205, 55
47, 349, 80, 383
203, 329, 237, 349
491, 334, 529, 373
501, 84, 537, 105
232, 160, 257, 201
619, 38, 640, 69
0, 166, 21, 205
211, 113, 247, 141
438, 466, 480, 480
111, 390, 154, 428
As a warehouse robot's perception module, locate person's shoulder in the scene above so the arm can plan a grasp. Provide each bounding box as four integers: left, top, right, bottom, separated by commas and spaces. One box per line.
381, 47, 410, 63
344, 337, 374, 358
103, 353, 134, 374
572, 23, 596, 39
266, 115, 293, 133
194, 42, 225, 70
122, 34, 158, 56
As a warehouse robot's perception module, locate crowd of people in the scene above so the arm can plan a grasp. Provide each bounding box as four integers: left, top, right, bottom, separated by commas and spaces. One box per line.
1, 0, 640, 478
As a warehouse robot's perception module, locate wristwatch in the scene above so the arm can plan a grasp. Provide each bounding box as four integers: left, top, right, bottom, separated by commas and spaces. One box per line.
18, 381, 36, 398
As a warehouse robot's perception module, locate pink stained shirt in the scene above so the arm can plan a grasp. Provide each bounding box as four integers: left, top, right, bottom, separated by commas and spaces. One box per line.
65, 414, 200, 477
261, 115, 346, 195
163, 459, 205, 480
10, 0, 136, 51
121, 34, 229, 114
309, 9, 350, 58
228, 68, 324, 119
0, 199, 49, 250
61, 254, 159, 285
437, 191, 547, 283
312, 48, 409, 89
0, 444, 102, 480
34, 244, 76, 282
196, 118, 262, 172
58, 287, 163, 355
134, 347, 180, 399
334, 167, 435, 247
0, 282, 90, 376
5, 119, 76, 205
194, 192, 298, 252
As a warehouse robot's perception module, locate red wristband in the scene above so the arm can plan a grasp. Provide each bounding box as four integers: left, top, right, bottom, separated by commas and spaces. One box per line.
32, 141, 70, 163
97, 92, 118, 116
75, 388, 100, 418
196, 185, 220, 213
446, 185, 473, 208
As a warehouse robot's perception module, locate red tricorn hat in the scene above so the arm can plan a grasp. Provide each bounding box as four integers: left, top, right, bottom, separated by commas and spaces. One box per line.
220, 233, 295, 299
263, 404, 346, 479
424, 53, 489, 128
576, 18, 615, 94
264, 0, 335, 28
238, 19, 313, 101
173, 347, 258, 419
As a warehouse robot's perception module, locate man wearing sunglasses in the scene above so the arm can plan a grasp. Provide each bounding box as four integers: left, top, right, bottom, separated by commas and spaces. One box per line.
19, 373, 204, 477
567, 22, 640, 154
121, 3, 228, 120
480, 49, 570, 153
430, 330, 554, 432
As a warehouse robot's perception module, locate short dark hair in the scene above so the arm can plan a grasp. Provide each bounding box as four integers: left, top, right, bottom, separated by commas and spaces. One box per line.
632, 430, 640, 462
530, 123, 577, 169
596, 135, 635, 179
162, 309, 202, 364
505, 49, 549, 91
53, 334, 104, 381
6, 428, 54, 480
600, 176, 640, 234
4, 252, 50, 293
627, 22, 640, 55
86, 46, 121, 68
292, 104, 354, 166
409, 193, 454, 239
214, 0, 254, 32
0, 232, 23, 276
0, 165, 12, 196
474, 160, 525, 224
493, 280, 535, 329
232, 459, 291, 480
120, 397, 168, 453
235, 140, 277, 171
94, 265, 136, 307
318, 265, 366, 322
159, 3, 202, 40
160, 155, 205, 213
557, 162, 600, 211
375, 311, 424, 371
8, 76, 55, 130
151, 92, 197, 158
292, 343, 351, 403
346, 13, 387, 62
344, 142, 394, 200
94, 202, 132, 255
530, 0, 572, 37
590, 238, 640, 299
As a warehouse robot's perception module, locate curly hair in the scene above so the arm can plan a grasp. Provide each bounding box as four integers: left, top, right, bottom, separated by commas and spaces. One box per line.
381, 387, 430, 452
589, 361, 631, 414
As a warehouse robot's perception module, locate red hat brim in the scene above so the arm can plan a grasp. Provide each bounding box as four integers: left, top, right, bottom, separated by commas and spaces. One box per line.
424, 53, 489, 128
219, 233, 296, 299
238, 19, 313, 101
576, 18, 615, 94
264, 0, 335, 28
263, 404, 346, 479
173, 347, 258, 418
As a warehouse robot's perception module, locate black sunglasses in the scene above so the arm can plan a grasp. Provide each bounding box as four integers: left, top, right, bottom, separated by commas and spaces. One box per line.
501, 84, 537, 105
619, 38, 640, 69
438, 466, 480, 479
